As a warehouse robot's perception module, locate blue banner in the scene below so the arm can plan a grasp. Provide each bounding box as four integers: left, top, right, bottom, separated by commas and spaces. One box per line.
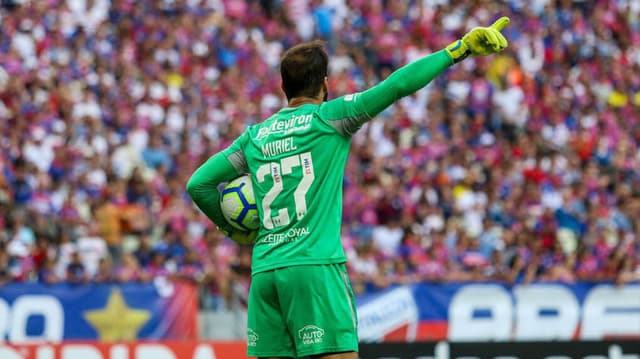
0, 281, 198, 342
355, 282, 640, 342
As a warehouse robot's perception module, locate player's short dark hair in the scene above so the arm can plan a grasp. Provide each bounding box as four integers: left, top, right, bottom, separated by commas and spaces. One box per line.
280, 40, 328, 100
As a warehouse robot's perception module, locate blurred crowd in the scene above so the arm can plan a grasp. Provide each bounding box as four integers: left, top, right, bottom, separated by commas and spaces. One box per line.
1, 0, 639, 309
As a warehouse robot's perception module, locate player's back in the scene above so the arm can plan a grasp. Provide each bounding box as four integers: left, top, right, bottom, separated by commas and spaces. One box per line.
240, 103, 352, 274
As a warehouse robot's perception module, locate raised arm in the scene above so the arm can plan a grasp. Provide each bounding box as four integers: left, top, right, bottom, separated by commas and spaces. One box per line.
359, 49, 453, 118
324, 16, 510, 136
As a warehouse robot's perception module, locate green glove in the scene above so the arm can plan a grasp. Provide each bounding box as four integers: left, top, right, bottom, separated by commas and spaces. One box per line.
445, 16, 510, 63
218, 223, 257, 245
229, 229, 257, 245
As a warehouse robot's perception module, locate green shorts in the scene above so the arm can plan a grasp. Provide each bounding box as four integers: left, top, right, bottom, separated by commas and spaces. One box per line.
246, 263, 359, 358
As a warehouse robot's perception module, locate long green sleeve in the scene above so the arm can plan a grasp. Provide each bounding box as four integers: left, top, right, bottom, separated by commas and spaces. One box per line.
320, 50, 454, 136
360, 49, 453, 117
186, 151, 241, 233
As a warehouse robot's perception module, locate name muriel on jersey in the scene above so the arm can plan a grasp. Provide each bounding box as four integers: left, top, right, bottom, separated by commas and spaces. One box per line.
255, 114, 312, 140
261, 137, 297, 158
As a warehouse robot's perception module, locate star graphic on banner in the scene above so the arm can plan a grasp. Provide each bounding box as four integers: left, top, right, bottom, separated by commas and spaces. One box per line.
84, 289, 151, 342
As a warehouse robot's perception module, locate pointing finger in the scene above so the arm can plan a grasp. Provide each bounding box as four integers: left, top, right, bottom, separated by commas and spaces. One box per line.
490, 16, 510, 32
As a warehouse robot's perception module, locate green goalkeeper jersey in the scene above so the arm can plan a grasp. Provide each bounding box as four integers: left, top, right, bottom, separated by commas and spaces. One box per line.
187, 49, 453, 275
223, 101, 368, 273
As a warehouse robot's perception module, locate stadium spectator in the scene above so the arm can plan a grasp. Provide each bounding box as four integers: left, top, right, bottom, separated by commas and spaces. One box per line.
38, 258, 61, 285
116, 253, 148, 283
0, 0, 638, 305
66, 251, 88, 284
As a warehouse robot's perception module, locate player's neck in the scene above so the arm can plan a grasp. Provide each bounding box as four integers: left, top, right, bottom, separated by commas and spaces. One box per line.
287, 96, 322, 108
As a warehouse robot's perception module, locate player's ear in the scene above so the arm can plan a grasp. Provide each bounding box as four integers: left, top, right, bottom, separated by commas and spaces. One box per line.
322, 77, 329, 101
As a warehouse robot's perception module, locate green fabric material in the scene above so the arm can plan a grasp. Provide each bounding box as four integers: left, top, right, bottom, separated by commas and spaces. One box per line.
247, 264, 358, 358
186, 152, 240, 235
222, 105, 352, 274
358, 49, 452, 117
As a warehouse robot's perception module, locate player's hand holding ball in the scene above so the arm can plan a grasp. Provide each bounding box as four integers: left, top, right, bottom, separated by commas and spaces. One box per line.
215, 219, 257, 245
446, 16, 510, 63
223, 227, 257, 245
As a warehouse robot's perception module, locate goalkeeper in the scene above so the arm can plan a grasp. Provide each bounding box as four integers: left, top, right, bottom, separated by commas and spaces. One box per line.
187, 17, 509, 359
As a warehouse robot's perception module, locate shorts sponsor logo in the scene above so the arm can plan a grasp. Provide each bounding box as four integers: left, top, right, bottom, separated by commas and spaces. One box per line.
247, 328, 259, 347
298, 325, 324, 345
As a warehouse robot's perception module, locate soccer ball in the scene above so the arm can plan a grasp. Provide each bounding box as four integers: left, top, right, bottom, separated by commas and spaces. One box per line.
220, 175, 260, 232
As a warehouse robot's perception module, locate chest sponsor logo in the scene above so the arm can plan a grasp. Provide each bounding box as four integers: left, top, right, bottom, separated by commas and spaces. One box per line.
255, 114, 312, 140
